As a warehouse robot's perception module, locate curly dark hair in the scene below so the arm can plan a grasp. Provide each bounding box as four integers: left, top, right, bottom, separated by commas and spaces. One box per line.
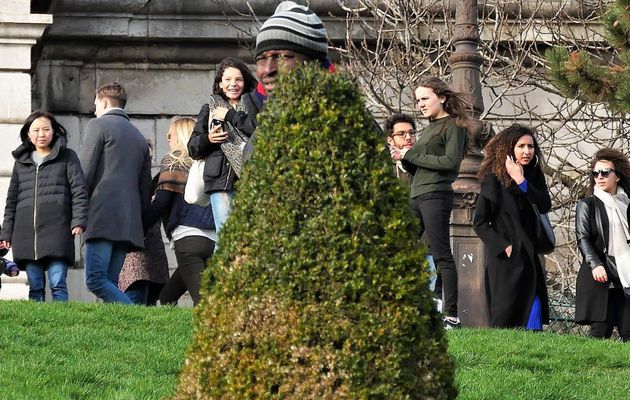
383, 113, 416, 137
416, 76, 473, 135
212, 57, 258, 100
19, 110, 68, 151
478, 124, 543, 187
587, 148, 630, 195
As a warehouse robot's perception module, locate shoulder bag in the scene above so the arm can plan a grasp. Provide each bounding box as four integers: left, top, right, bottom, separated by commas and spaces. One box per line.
184, 160, 210, 206
530, 202, 556, 254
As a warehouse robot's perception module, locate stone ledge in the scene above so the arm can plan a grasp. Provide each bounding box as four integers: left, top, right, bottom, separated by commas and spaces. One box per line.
44, 13, 604, 46
51, 0, 599, 19
0, 14, 52, 40
0, 13, 52, 24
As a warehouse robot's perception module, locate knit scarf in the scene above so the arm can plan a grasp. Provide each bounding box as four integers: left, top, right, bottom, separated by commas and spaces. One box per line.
157, 161, 188, 194
594, 186, 630, 295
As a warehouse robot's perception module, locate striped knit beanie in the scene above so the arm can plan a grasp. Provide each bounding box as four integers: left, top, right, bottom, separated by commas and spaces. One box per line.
255, 1, 329, 61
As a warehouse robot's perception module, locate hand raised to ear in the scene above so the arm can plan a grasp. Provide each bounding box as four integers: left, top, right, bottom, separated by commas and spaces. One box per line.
505, 156, 524, 185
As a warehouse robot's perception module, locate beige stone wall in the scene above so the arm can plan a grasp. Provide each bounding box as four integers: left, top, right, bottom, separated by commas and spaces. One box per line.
0, 0, 607, 301
0, 0, 52, 298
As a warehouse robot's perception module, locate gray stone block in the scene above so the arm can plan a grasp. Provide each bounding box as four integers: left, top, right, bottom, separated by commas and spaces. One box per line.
55, 115, 82, 152
69, 65, 216, 116
154, 117, 172, 164
0, 72, 32, 122
0, 124, 22, 175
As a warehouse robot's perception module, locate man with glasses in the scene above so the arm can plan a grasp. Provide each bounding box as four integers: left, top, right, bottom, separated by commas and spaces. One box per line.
385, 113, 440, 306
243, 0, 333, 160
385, 113, 417, 185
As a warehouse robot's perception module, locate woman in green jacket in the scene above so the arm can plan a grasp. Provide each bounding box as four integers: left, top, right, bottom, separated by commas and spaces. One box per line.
391, 76, 471, 329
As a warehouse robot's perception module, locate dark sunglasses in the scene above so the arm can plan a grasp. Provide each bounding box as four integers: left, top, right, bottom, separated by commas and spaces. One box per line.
591, 168, 616, 178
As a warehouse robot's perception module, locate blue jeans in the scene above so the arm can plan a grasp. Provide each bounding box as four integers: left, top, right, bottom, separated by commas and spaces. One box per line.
426, 255, 437, 291
210, 190, 234, 241
84, 239, 132, 304
25, 259, 68, 302
125, 280, 150, 305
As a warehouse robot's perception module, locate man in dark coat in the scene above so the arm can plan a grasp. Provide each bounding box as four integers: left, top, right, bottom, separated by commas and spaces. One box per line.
80, 82, 152, 304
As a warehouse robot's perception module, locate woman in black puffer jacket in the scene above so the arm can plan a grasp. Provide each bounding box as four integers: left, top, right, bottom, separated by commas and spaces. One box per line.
187, 58, 259, 241
1, 110, 88, 301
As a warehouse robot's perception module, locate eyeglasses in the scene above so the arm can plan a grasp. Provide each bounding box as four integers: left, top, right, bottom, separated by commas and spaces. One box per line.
591, 168, 616, 178
391, 130, 416, 139
255, 52, 296, 66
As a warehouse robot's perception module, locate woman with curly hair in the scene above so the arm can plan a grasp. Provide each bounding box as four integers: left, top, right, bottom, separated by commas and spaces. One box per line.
391, 76, 472, 329
188, 57, 259, 239
473, 124, 551, 329
575, 148, 630, 340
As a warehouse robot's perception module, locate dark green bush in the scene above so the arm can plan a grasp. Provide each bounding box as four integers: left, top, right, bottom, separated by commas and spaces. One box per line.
174, 64, 456, 399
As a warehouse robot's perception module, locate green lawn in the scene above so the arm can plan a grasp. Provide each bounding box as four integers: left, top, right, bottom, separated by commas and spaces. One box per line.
1, 301, 629, 399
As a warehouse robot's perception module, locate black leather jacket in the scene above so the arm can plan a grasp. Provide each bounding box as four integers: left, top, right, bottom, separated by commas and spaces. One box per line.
575, 196, 623, 284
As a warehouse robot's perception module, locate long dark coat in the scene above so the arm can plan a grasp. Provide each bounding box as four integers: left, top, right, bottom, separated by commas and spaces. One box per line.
1, 138, 88, 266
574, 196, 630, 324
473, 165, 551, 327
79, 109, 152, 250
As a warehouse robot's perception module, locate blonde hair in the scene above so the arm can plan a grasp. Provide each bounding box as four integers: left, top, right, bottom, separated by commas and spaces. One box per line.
164, 116, 196, 171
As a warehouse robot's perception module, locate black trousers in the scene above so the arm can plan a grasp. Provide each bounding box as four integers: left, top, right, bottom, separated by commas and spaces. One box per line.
590, 288, 630, 341
159, 236, 215, 306
410, 191, 458, 317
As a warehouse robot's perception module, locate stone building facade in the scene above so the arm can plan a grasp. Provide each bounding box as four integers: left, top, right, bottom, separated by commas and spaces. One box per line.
0, 1, 604, 310
0, 0, 346, 301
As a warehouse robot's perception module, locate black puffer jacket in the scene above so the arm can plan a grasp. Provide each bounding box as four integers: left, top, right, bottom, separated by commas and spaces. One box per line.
188, 92, 260, 193
1, 138, 88, 266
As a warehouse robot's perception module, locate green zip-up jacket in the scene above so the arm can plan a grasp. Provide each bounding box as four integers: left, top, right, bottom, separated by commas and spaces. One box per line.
402, 116, 467, 198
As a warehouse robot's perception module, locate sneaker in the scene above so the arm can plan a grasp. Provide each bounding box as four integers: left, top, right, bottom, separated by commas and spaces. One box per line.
433, 297, 443, 313
443, 317, 461, 330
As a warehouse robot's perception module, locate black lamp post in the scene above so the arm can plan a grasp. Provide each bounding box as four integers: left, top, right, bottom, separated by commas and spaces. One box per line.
448, 0, 492, 327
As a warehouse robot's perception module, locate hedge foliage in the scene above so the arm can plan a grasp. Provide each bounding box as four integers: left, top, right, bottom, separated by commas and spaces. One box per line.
174, 63, 456, 399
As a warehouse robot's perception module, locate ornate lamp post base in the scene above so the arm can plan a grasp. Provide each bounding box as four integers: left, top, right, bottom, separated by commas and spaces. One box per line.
449, 0, 491, 327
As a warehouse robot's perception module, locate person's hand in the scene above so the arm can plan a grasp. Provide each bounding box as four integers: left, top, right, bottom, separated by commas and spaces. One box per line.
1, 241, 11, 249
390, 147, 407, 161
72, 226, 84, 235
592, 265, 608, 283
505, 156, 525, 185
505, 245, 512, 258
208, 124, 228, 144
212, 107, 229, 121
390, 146, 401, 160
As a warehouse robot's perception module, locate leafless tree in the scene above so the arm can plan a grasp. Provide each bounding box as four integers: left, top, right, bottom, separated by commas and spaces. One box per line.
335, 1, 627, 318
213, 0, 624, 326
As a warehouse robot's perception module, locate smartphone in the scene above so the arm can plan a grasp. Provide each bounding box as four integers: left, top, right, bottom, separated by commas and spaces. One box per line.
211, 118, 224, 130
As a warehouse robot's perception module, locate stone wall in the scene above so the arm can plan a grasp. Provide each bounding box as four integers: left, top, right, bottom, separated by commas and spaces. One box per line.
0, 0, 51, 298
0, 0, 607, 302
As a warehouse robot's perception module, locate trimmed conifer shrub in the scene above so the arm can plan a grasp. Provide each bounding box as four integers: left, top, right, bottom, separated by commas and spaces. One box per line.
173, 63, 456, 399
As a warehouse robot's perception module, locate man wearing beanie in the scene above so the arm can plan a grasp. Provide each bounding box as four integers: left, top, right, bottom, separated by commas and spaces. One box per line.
243, 0, 333, 159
